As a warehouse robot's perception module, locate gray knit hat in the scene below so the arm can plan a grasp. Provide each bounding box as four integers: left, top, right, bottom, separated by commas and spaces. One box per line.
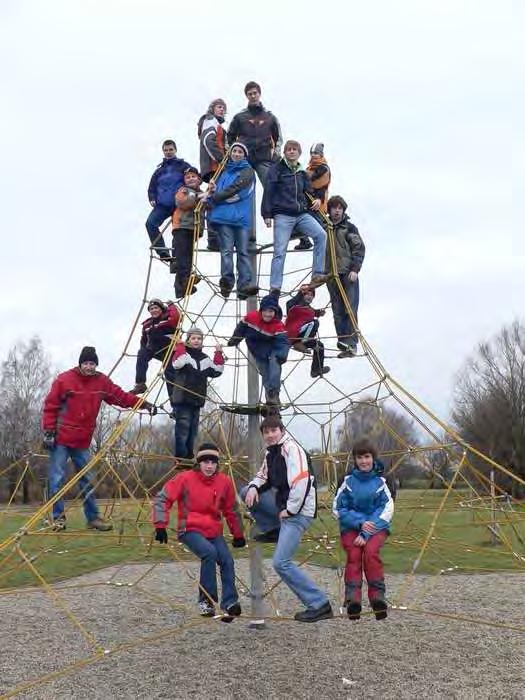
310, 143, 324, 156
186, 326, 204, 340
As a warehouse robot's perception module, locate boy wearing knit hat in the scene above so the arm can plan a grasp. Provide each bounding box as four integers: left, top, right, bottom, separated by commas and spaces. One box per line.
171, 167, 205, 298
294, 143, 332, 251
285, 285, 330, 378
228, 295, 289, 406
42, 347, 157, 532
153, 442, 245, 618
261, 140, 330, 296
171, 328, 225, 459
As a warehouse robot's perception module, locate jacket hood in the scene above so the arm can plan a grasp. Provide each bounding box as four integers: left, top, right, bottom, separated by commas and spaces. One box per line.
226, 157, 250, 171
351, 467, 378, 481
259, 294, 283, 318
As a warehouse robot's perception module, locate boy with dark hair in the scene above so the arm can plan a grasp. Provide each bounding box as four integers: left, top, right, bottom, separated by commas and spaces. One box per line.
153, 442, 245, 618
326, 195, 365, 358
131, 299, 181, 400
146, 140, 192, 259
227, 295, 289, 406
285, 284, 330, 378
333, 438, 394, 621
171, 167, 205, 298
242, 416, 333, 622
171, 328, 225, 459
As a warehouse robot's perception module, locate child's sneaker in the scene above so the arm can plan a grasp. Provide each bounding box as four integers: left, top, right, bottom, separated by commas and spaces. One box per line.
50, 516, 67, 532
371, 599, 388, 620
198, 600, 216, 617
221, 601, 242, 623
346, 602, 362, 620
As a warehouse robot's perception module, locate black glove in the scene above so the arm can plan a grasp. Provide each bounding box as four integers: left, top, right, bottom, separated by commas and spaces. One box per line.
42, 431, 56, 450
227, 337, 241, 347
232, 537, 246, 548
155, 528, 168, 544
143, 401, 157, 416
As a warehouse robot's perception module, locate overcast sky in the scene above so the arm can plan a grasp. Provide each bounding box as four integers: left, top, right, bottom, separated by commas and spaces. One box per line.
0, 0, 522, 435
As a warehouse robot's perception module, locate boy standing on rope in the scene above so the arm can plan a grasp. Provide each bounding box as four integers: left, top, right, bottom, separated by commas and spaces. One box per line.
204, 142, 259, 300
146, 140, 192, 259
227, 295, 289, 406
197, 97, 228, 251
171, 328, 225, 460
42, 347, 157, 531
262, 140, 329, 297
171, 167, 205, 298
153, 443, 246, 618
285, 285, 330, 378
333, 438, 394, 620
294, 143, 331, 251
243, 415, 333, 622
326, 195, 365, 358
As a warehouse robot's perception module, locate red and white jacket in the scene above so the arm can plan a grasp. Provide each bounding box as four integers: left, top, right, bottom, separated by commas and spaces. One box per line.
153, 469, 244, 539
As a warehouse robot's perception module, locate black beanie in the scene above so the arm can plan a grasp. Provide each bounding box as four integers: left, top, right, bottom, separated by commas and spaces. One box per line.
78, 346, 99, 366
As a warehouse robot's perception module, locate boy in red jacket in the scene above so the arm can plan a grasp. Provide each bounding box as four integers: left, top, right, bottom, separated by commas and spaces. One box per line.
153, 443, 246, 618
42, 346, 157, 531
285, 285, 330, 378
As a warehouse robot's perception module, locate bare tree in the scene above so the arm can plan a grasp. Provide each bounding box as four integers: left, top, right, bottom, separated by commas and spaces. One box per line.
452, 320, 525, 497
0, 337, 52, 502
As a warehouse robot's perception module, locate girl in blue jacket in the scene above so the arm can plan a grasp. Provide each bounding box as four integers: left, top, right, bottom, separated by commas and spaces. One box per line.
204, 142, 259, 300
333, 438, 394, 620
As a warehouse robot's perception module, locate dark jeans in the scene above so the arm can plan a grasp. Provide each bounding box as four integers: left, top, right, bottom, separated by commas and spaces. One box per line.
173, 404, 200, 458
327, 274, 360, 349
145, 204, 174, 257
255, 354, 282, 396
172, 228, 194, 296
216, 224, 252, 289
135, 345, 176, 400
297, 319, 325, 374
253, 160, 272, 186
179, 531, 238, 609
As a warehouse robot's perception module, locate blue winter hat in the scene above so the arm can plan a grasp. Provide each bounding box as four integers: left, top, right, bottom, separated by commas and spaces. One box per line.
259, 295, 282, 319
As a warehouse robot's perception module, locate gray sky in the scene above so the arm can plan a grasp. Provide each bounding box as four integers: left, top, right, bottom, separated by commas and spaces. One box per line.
1, 0, 523, 433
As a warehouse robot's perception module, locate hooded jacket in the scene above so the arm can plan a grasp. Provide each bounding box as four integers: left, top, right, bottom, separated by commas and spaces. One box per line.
285, 291, 323, 341
332, 467, 394, 539
148, 156, 193, 208
140, 303, 181, 353
227, 103, 282, 165
248, 433, 317, 517
306, 157, 331, 212
171, 342, 225, 407
228, 296, 289, 362
42, 369, 141, 449
153, 468, 244, 539
207, 158, 255, 229
326, 214, 365, 275
198, 113, 227, 181
261, 158, 315, 219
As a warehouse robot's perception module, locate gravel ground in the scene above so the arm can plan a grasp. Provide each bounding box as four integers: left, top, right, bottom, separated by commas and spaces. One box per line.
1, 561, 524, 699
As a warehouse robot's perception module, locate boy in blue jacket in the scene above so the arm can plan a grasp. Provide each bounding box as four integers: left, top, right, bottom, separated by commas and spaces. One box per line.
333, 438, 394, 621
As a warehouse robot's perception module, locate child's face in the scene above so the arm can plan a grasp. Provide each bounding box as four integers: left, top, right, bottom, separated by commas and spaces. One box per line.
284, 145, 300, 163
184, 172, 201, 188
199, 458, 218, 477
262, 426, 284, 446
148, 305, 163, 318
261, 308, 276, 323
355, 452, 374, 472
302, 291, 314, 304
310, 152, 322, 164
162, 144, 177, 159
230, 146, 246, 162
188, 334, 203, 349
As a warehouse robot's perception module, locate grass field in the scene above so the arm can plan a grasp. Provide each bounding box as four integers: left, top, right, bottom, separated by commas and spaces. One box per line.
0, 489, 523, 590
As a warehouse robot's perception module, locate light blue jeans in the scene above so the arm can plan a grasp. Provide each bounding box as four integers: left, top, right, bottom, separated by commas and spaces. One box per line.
255, 354, 282, 395
270, 213, 327, 290
216, 223, 252, 289
48, 445, 99, 522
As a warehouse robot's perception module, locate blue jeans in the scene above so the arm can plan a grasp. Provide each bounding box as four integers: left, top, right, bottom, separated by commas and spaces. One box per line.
216, 224, 252, 289
48, 445, 99, 522
173, 405, 200, 458
145, 204, 174, 257
327, 274, 360, 348
135, 345, 176, 402
241, 486, 328, 610
179, 531, 238, 609
270, 213, 327, 290
255, 354, 282, 395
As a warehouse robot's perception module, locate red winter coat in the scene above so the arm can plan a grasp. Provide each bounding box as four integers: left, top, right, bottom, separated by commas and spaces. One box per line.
153, 469, 243, 539
285, 304, 316, 341
42, 368, 142, 449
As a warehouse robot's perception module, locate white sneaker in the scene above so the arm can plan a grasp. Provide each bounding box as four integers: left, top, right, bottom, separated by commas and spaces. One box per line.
198, 600, 215, 617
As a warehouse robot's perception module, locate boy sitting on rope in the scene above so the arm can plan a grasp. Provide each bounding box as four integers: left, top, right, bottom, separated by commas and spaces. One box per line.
333, 438, 394, 621
242, 416, 333, 623
227, 295, 289, 407
285, 284, 330, 378
171, 167, 205, 298
171, 327, 225, 460
153, 443, 246, 619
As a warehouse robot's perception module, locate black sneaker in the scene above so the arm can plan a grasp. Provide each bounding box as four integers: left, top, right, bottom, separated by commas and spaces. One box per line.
219, 278, 233, 299
254, 528, 280, 543
294, 238, 313, 251
237, 285, 259, 299
311, 366, 331, 378
294, 601, 333, 623
371, 599, 388, 620
221, 601, 242, 621
346, 601, 362, 620
337, 347, 357, 359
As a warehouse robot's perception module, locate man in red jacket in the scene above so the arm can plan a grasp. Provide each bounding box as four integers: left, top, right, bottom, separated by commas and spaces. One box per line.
42, 346, 157, 531
153, 443, 246, 618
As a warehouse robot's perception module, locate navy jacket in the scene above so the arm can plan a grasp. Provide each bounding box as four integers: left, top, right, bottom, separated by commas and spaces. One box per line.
228, 310, 289, 363
148, 157, 192, 208
261, 159, 315, 219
